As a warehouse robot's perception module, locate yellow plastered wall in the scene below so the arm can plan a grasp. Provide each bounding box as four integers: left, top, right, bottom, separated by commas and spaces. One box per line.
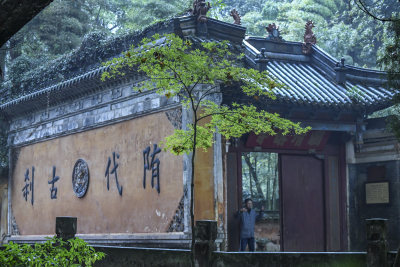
11, 111, 183, 235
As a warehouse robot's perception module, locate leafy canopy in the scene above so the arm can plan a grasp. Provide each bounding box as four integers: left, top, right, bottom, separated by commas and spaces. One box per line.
376, 20, 400, 135
102, 33, 309, 155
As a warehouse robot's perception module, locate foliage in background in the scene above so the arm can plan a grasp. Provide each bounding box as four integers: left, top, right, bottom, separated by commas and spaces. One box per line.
124, 0, 189, 30
0, 236, 105, 267
242, 152, 279, 212
2, 0, 399, 102
102, 33, 309, 266
3, 0, 400, 91
351, 1, 400, 133
376, 18, 400, 136
0, 0, 188, 94
213, 0, 400, 68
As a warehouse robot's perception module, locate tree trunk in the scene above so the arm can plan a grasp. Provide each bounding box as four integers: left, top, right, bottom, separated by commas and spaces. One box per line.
244, 153, 264, 201
249, 165, 254, 198
190, 114, 198, 267
266, 153, 271, 210
272, 159, 278, 210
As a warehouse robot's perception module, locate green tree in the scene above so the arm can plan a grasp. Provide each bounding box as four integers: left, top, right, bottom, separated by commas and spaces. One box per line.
124, 0, 189, 30
217, 0, 395, 68
102, 33, 309, 266
358, 0, 400, 135
4, 0, 92, 89
12, 0, 91, 60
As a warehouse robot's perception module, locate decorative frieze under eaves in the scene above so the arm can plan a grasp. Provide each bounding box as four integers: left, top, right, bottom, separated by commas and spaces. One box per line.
8, 81, 180, 147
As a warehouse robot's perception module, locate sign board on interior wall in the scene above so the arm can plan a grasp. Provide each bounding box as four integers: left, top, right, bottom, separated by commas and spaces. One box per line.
365, 181, 390, 204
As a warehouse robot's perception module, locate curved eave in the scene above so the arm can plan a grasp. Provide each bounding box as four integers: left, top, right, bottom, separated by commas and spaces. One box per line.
0, 66, 136, 118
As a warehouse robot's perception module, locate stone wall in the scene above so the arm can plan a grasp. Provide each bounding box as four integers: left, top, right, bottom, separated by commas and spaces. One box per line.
211, 252, 366, 267
348, 160, 400, 251
6, 73, 229, 248
93, 246, 191, 267
92, 247, 378, 267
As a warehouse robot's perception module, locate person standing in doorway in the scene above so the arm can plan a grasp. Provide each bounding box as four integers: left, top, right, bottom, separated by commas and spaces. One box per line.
238, 198, 264, 251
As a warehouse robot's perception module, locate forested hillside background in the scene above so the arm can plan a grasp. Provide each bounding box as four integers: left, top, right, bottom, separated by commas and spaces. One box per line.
0, 0, 399, 95
0, 0, 398, 169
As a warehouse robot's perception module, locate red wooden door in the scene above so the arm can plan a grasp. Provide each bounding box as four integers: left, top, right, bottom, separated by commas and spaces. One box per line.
281, 155, 325, 251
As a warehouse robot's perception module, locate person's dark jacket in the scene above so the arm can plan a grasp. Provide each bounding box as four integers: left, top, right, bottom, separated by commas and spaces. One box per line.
238, 209, 263, 239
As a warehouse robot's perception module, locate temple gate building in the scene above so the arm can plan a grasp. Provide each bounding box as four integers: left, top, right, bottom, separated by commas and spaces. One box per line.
0, 15, 397, 252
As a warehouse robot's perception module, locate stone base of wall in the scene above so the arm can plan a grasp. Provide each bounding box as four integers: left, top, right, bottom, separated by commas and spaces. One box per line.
92, 248, 399, 267
94, 246, 191, 267
211, 252, 367, 267
7, 233, 191, 249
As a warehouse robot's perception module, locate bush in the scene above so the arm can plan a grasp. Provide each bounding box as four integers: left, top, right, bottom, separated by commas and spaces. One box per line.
0, 236, 105, 267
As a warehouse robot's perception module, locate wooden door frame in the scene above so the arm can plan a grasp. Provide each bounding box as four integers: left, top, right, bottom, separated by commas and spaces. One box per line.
229, 142, 348, 251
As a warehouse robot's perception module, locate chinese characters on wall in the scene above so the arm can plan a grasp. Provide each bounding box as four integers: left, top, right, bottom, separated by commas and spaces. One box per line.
48, 166, 59, 199
22, 144, 162, 205
22, 167, 34, 205
105, 152, 123, 196
143, 144, 161, 194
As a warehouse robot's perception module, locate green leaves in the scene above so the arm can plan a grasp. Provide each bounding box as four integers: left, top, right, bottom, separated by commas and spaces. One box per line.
205, 103, 310, 140
162, 125, 214, 155
0, 236, 105, 267
102, 33, 280, 99
103, 33, 310, 155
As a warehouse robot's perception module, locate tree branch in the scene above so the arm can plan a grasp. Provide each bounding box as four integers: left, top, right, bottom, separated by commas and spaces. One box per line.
196, 84, 220, 104
354, 0, 400, 22
197, 110, 239, 122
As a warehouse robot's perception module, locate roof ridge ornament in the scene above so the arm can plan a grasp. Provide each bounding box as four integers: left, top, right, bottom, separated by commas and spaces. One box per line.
230, 9, 241, 25
266, 23, 283, 42
334, 57, 347, 85
260, 48, 266, 58
255, 48, 268, 71
230, 9, 242, 25
302, 20, 316, 55
192, 0, 211, 23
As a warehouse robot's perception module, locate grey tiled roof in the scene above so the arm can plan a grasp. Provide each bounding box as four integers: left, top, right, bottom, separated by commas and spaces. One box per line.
268, 61, 391, 109
244, 37, 392, 113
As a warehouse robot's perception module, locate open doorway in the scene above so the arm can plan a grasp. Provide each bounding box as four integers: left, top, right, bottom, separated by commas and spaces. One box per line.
241, 152, 280, 251
228, 150, 329, 252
